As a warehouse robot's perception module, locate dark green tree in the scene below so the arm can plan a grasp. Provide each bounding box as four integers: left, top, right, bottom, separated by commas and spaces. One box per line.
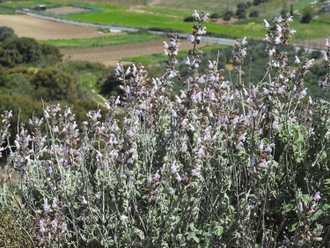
0, 26, 17, 42
223, 11, 233, 21
40, 43, 63, 63
0, 65, 7, 86
249, 10, 259, 17
1, 37, 42, 64
0, 47, 22, 67
29, 68, 76, 102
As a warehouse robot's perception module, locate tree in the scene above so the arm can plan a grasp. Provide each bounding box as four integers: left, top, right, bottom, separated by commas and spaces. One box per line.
236, 3, 248, 19
223, 11, 233, 21
300, 5, 315, 24
29, 68, 76, 102
1, 37, 42, 64
0, 26, 17, 42
0, 65, 7, 86
249, 10, 259, 17
40, 44, 63, 63
237, 10, 247, 20
0, 47, 22, 67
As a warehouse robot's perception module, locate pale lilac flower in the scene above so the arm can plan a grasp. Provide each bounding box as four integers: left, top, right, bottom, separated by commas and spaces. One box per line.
290, 29, 297, 35
275, 37, 281, 44
127, 157, 134, 164
273, 119, 279, 129
198, 146, 205, 158
265, 144, 274, 152
61, 222, 67, 234
197, 26, 207, 35
300, 202, 304, 212
81, 196, 87, 205
294, 56, 301, 64
287, 16, 294, 22
50, 219, 58, 232
163, 41, 169, 49
263, 19, 270, 28
263, 87, 269, 95
175, 172, 182, 182
147, 174, 152, 183
192, 10, 199, 19
208, 60, 214, 69
313, 191, 321, 200
276, 16, 284, 23
180, 90, 186, 98
259, 160, 270, 168
39, 220, 46, 233
154, 170, 160, 180
322, 52, 328, 61
187, 34, 195, 43
305, 59, 314, 68
283, 236, 290, 244
325, 39, 329, 46
309, 96, 313, 104
236, 142, 243, 149
169, 187, 175, 194
202, 13, 209, 21
239, 133, 247, 142
163, 49, 168, 56
43, 199, 52, 213
191, 166, 201, 177
263, 34, 270, 42
52, 197, 58, 209
115, 96, 121, 105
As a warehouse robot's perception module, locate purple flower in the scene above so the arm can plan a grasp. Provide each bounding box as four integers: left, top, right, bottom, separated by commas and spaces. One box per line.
236, 142, 243, 149
325, 39, 329, 46
263, 19, 270, 28
283, 236, 290, 244
192, 10, 200, 19
81, 196, 87, 205
43, 199, 52, 213
313, 191, 321, 200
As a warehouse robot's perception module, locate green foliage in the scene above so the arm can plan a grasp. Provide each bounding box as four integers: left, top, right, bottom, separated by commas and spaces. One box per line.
1, 37, 42, 64
236, 3, 248, 20
0, 26, 17, 42
0, 65, 7, 86
29, 67, 76, 102
0, 208, 37, 247
253, 0, 268, 6
301, 5, 315, 24
223, 11, 234, 21
249, 10, 259, 18
40, 43, 63, 62
210, 13, 219, 19
0, 47, 22, 67
184, 16, 195, 22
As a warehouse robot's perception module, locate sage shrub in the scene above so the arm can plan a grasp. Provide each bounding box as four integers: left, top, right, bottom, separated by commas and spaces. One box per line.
1, 11, 330, 248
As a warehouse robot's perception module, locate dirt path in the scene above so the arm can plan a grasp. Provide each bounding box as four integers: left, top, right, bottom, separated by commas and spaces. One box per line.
61, 39, 212, 67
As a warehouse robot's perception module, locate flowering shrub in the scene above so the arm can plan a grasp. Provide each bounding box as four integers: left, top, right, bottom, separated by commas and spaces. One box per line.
1, 11, 330, 247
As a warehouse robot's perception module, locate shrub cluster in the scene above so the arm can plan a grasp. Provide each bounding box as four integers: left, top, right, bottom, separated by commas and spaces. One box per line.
1, 11, 330, 247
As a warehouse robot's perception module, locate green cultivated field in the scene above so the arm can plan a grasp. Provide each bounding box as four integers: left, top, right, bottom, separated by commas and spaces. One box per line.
38, 32, 162, 49
2, 0, 330, 41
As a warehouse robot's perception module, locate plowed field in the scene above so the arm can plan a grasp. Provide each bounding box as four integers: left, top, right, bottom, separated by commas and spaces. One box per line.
61, 39, 211, 67
0, 15, 106, 40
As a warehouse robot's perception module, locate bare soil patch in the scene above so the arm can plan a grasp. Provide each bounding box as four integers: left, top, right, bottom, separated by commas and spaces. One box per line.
61, 39, 212, 67
46, 6, 86, 14
0, 15, 107, 40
